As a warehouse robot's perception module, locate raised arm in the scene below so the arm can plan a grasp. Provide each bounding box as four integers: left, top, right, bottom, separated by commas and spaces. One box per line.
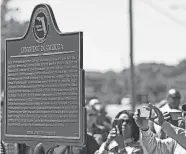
141, 128, 175, 154
162, 121, 186, 149
134, 106, 176, 154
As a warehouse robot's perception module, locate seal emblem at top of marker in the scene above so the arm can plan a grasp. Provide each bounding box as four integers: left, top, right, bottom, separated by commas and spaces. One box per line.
32, 7, 49, 43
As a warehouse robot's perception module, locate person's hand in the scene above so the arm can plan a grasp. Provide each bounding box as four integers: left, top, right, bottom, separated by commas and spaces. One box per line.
133, 109, 149, 131
147, 103, 165, 126
106, 128, 117, 144
178, 116, 186, 129
94, 134, 103, 145
163, 112, 172, 122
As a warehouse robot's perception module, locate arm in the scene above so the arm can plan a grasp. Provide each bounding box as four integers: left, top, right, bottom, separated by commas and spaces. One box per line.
94, 141, 118, 154
154, 123, 167, 139
94, 142, 109, 154
84, 134, 99, 154
141, 128, 175, 154
162, 121, 186, 149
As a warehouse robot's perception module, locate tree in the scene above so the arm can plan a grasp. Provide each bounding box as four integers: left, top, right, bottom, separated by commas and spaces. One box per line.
1, 0, 29, 90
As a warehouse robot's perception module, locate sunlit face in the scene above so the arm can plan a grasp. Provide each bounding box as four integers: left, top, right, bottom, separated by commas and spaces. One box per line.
118, 113, 132, 139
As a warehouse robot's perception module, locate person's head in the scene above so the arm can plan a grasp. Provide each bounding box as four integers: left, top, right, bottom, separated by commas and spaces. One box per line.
89, 98, 100, 106
113, 110, 139, 142
166, 89, 181, 109
86, 105, 97, 128
34, 143, 45, 154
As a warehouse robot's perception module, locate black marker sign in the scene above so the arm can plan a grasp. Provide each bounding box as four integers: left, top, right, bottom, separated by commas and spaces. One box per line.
2, 4, 85, 147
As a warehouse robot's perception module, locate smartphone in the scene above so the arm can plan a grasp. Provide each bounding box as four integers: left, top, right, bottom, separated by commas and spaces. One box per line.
113, 118, 121, 128
182, 104, 186, 111
113, 118, 122, 135
137, 107, 151, 118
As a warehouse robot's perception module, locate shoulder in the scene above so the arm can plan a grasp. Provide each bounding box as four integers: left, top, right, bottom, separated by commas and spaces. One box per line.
107, 140, 119, 151
161, 138, 177, 151
46, 145, 68, 154
132, 148, 143, 154
86, 133, 99, 152
157, 100, 167, 108
131, 142, 143, 154
161, 137, 176, 147
87, 133, 97, 143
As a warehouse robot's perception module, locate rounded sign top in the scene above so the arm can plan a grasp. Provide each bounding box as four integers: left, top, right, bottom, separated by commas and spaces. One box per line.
32, 7, 49, 43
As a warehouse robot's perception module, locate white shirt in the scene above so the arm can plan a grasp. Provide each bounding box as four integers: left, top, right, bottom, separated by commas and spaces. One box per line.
141, 122, 186, 154
154, 103, 181, 138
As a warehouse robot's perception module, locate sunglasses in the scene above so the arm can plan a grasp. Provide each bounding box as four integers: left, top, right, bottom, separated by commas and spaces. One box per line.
120, 119, 132, 125
113, 119, 132, 128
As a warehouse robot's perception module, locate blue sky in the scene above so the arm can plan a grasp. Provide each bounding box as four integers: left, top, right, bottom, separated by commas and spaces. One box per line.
6, 0, 186, 72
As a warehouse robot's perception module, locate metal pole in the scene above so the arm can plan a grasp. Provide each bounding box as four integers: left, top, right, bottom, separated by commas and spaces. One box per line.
129, 0, 136, 112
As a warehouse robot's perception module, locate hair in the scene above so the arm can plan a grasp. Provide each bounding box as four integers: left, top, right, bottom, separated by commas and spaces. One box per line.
113, 110, 140, 142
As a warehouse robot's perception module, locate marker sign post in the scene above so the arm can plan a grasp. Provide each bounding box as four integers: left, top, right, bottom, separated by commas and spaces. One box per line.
2, 4, 85, 148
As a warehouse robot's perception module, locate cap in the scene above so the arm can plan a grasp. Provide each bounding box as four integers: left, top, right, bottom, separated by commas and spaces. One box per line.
89, 99, 100, 106
167, 89, 181, 99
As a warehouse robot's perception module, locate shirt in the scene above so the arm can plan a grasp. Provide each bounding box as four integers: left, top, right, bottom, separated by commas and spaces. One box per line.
46, 133, 99, 154
95, 138, 143, 154
2, 142, 17, 154
162, 121, 186, 150
141, 123, 186, 154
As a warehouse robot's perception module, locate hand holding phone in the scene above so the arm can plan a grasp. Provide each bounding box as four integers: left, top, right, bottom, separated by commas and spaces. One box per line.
106, 128, 117, 144
113, 118, 122, 135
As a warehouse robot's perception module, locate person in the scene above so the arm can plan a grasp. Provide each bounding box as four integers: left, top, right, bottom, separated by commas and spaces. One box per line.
91, 102, 112, 145
95, 110, 143, 154
1, 93, 20, 154
153, 89, 182, 139
34, 143, 45, 154
86, 104, 109, 146
46, 133, 99, 154
17, 143, 33, 154
86, 104, 99, 135
180, 104, 186, 129
46, 105, 99, 154
134, 103, 186, 154
1, 141, 6, 154
159, 89, 181, 110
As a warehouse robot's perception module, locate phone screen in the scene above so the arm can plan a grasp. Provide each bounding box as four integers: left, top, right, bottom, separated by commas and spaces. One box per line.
113, 119, 120, 128
137, 107, 151, 118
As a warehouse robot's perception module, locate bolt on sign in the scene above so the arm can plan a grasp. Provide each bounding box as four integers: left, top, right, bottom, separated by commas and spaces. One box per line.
2, 4, 85, 148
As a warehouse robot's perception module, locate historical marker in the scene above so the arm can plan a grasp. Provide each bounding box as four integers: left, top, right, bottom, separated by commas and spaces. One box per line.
2, 4, 85, 147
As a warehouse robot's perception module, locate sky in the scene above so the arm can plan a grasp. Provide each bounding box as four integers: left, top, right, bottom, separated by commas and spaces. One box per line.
6, 0, 186, 72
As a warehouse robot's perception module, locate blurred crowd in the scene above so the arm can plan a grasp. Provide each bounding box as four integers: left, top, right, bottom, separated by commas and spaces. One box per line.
1, 88, 186, 154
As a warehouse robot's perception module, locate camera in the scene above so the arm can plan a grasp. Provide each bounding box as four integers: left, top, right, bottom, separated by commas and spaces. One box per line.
169, 112, 182, 120
181, 104, 186, 116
